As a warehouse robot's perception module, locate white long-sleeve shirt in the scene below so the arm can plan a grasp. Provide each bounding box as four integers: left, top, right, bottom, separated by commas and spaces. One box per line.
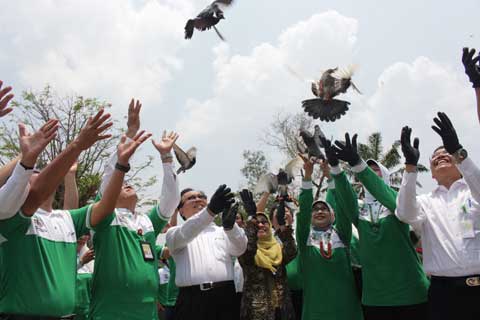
100, 146, 180, 219
166, 208, 247, 287
396, 157, 480, 277
0, 162, 33, 220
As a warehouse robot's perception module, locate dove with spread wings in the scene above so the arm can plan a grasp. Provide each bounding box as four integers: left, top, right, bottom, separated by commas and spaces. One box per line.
173, 144, 197, 174
254, 157, 303, 195
184, 0, 234, 41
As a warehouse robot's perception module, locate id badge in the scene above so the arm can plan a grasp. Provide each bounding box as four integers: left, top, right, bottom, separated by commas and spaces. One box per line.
461, 219, 476, 239
140, 241, 155, 261
159, 267, 170, 284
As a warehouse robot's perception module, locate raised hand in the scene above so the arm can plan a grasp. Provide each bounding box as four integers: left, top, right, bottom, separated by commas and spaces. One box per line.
222, 202, 239, 230
276, 200, 286, 226
462, 47, 480, 88
208, 184, 235, 215
117, 131, 152, 166
298, 153, 314, 180
0, 81, 14, 118
400, 126, 420, 166
80, 249, 95, 265
239, 189, 257, 218
334, 133, 360, 166
74, 109, 113, 150
431, 112, 462, 154
126, 99, 141, 138
152, 131, 179, 155
319, 136, 339, 167
19, 119, 59, 168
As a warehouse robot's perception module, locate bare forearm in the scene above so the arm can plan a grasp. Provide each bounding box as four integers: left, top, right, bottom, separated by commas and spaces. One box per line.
256, 192, 270, 213
90, 169, 125, 227
0, 156, 20, 187
63, 173, 79, 210
22, 143, 82, 216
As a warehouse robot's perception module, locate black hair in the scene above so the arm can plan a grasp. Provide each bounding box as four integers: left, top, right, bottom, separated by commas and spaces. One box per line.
432, 145, 445, 154
178, 188, 194, 209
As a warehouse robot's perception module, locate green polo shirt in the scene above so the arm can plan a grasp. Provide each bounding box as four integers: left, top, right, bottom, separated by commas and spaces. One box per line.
0, 206, 90, 316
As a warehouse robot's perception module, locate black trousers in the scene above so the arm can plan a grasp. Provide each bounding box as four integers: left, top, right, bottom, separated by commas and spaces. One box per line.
428, 276, 480, 320
363, 303, 428, 320
290, 290, 303, 320
174, 282, 238, 320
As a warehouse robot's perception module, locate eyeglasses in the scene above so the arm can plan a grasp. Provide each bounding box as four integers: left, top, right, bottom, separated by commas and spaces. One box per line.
256, 219, 270, 225
186, 194, 207, 201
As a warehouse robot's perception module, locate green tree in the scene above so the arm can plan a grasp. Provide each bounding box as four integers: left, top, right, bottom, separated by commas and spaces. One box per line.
240, 150, 270, 190
0, 85, 156, 208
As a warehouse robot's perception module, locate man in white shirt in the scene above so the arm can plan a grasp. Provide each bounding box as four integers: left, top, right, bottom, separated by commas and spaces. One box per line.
397, 112, 480, 320
166, 185, 247, 320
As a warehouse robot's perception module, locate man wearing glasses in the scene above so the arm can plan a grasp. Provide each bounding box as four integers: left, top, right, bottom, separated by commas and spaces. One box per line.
397, 112, 480, 320
166, 186, 247, 320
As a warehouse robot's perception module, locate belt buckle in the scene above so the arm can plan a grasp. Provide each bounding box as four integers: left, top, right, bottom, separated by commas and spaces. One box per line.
200, 282, 213, 291
466, 276, 480, 287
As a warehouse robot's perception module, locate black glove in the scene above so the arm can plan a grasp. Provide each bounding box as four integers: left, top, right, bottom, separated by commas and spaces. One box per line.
431, 112, 462, 154
400, 126, 420, 165
276, 200, 286, 226
319, 136, 339, 166
208, 184, 234, 215
239, 189, 257, 218
333, 133, 360, 166
462, 47, 480, 88
222, 202, 239, 230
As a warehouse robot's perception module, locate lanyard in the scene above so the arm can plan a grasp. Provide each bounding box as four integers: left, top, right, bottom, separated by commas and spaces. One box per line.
318, 230, 333, 259
367, 202, 383, 232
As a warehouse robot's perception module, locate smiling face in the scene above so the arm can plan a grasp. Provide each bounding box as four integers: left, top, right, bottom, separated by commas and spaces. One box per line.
311, 201, 334, 229
430, 147, 462, 182
179, 190, 207, 219
256, 214, 271, 239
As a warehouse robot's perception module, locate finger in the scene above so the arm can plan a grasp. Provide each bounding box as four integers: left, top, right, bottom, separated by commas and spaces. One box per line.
0, 86, 12, 100
172, 133, 179, 143
44, 123, 60, 137
462, 47, 469, 63
345, 133, 351, 148
132, 130, 146, 141
96, 134, 112, 141
91, 109, 105, 123
0, 108, 13, 117
135, 100, 142, 113
18, 123, 27, 137
137, 133, 152, 144
433, 117, 446, 131
351, 134, 358, 150
128, 99, 134, 113
438, 112, 454, 129
334, 140, 346, 150
45, 131, 58, 143
472, 55, 480, 66
0, 80, 2, 89
468, 48, 476, 62
0, 93, 14, 109
92, 113, 111, 128
96, 121, 114, 133
120, 134, 127, 145
413, 137, 419, 150
431, 125, 442, 136
41, 119, 59, 132
162, 130, 166, 139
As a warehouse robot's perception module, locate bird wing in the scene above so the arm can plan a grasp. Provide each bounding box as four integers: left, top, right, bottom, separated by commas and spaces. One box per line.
184, 19, 195, 39
214, 0, 234, 9
350, 81, 362, 94
254, 173, 278, 194
284, 156, 304, 181
173, 144, 190, 167
302, 98, 350, 122
331, 64, 357, 80
295, 137, 308, 155
300, 129, 323, 159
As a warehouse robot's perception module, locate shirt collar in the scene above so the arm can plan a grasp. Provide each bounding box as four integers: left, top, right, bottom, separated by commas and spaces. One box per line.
433, 178, 468, 194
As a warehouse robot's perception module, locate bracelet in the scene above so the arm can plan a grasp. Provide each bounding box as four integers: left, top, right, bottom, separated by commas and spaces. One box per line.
19, 162, 34, 171
115, 162, 131, 173
161, 152, 173, 161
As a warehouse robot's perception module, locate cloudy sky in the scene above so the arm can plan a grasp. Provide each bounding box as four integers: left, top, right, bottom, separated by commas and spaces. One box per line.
1, 0, 479, 197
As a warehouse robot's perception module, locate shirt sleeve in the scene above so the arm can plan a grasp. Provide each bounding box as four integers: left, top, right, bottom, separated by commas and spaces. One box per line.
148, 206, 169, 237
157, 163, 180, 220
224, 223, 247, 257
329, 169, 353, 244
0, 163, 33, 220
296, 180, 313, 252
457, 157, 480, 204
0, 211, 32, 238
86, 207, 116, 232
331, 166, 360, 226
395, 171, 426, 231
165, 208, 214, 252
69, 205, 93, 237
98, 149, 118, 197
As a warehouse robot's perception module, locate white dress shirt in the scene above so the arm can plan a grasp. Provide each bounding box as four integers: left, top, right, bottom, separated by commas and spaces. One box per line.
166, 208, 247, 287
396, 157, 480, 277
0, 162, 33, 220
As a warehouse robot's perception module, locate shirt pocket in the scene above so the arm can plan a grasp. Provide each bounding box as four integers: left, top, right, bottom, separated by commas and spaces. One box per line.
213, 234, 229, 262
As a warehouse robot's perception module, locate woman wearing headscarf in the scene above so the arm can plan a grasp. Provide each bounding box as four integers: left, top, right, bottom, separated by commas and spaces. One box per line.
238, 189, 297, 320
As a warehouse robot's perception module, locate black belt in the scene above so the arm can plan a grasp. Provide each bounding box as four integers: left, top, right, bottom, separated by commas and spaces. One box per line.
0, 314, 75, 320
431, 275, 480, 287
181, 280, 234, 291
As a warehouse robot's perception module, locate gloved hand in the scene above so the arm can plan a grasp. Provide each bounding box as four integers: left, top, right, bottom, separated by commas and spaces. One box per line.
277, 169, 289, 186
462, 47, 480, 88
431, 112, 462, 154
276, 200, 286, 226
239, 189, 257, 218
400, 126, 420, 166
208, 184, 235, 215
333, 133, 360, 167
222, 202, 239, 230
320, 136, 339, 167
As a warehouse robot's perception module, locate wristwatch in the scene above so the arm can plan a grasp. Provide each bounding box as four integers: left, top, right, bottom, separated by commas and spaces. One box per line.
115, 162, 131, 173
453, 148, 468, 163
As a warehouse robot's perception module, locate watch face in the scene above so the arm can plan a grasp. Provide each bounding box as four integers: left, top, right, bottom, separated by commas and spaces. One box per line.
460, 149, 468, 158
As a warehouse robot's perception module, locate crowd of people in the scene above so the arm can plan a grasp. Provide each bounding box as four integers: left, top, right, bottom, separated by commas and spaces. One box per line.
0, 47, 479, 320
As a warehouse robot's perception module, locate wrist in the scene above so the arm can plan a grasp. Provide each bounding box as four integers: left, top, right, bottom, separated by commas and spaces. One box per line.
160, 152, 173, 163
126, 128, 138, 139
115, 162, 131, 172
20, 156, 36, 168
405, 164, 417, 173
19, 161, 34, 170
207, 208, 216, 217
